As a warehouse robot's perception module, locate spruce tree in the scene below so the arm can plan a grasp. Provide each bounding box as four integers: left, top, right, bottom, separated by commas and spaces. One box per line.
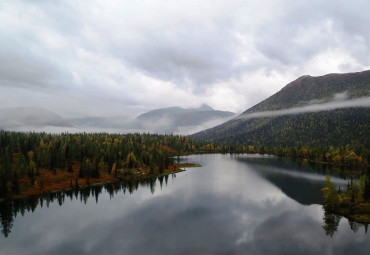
12, 172, 20, 194
75, 178, 79, 190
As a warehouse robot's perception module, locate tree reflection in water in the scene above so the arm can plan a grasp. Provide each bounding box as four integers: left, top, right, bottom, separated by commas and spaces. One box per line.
322, 211, 341, 237
0, 175, 171, 238
322, 209, 369, 237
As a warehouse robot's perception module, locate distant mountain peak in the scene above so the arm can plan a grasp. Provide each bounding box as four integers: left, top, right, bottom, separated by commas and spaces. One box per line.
284, 75, 311, 89
244, 69, 370, 114
134, 104, 234, 134
197, 104, 214, 111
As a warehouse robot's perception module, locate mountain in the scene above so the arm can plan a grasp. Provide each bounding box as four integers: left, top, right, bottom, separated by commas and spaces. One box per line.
133, 104, 235, 134
0, 107, 72, 130
191, 70, 370, 148
68, 104, 234, 134
0, 104, 234, 134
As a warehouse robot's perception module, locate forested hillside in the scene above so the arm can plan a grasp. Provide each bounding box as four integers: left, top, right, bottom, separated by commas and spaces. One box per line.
192, 70, 370, 151
0, 131, 198, 199
245, 70, 370, 113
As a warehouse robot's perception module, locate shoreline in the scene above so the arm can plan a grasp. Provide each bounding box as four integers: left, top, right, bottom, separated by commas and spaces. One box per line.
322, 176, 370, 225
325, 204, 370, 224
0, 164, 199, 202
193, 151, 369, 168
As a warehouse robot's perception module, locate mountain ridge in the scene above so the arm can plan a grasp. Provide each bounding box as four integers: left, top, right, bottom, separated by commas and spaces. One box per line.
133, 104, 235, 134
0, 104, 235, 135
191, 70, 370, 148
245, 70, 370, 114
0, 107, 72, 129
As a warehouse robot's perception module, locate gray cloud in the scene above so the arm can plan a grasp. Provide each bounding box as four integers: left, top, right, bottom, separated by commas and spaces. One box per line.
0, 38, 69, 90
175, 116, 235, 135
117, 21, 243, 86
0, 0, 369, 118
253, 1, 370, 69
0, 107, 72, 129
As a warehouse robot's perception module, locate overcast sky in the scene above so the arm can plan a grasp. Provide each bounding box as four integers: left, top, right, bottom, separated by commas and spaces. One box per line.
0, 0, 369, 118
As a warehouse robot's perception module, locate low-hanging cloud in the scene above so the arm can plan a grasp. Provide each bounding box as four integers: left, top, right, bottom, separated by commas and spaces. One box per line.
174, 115, 236, 135
237, 96, 370, 120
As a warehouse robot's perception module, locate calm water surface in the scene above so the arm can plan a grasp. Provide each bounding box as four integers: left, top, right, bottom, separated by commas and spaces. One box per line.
1, 154, 369, 255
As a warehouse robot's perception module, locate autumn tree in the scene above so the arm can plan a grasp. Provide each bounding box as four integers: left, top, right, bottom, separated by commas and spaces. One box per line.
323, 176, 339, 210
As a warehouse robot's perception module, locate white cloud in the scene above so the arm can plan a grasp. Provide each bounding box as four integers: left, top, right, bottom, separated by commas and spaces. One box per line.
0, 0, 369, 119
238, 96, 370, 120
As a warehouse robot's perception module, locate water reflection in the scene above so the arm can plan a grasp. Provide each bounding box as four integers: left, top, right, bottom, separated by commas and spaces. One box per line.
236, 155, 367, 178
0, 175, 172, 238
1, 155, 370, 255
234, 154, 370, 236
235, 155, 366, 205
322, 211, 342, 237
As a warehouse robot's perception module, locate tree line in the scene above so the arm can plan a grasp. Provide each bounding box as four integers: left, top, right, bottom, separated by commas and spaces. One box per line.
322, 174, 370, 233
0, 131, 198, 198
1, 130, 368, 199
0, 176, 174, 238
198, 143, 369, 166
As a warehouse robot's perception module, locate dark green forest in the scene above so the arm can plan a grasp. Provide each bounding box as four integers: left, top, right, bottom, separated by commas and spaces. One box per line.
1, 129, 368, 201
191, 70, 370, 154
323, 175, 370, 228
192, 108, 370, 150
0, 131, 200, 199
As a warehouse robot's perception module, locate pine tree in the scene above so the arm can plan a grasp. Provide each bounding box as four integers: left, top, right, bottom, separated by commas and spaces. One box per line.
12, 172, 19, 194
75, 178, 79, 190
0, 178, 8, 198
67, 161, 73, 173
323, 176, 339, 210
79, 159, 85, 178
364, 175, 370, 201
149, 160, 155, 175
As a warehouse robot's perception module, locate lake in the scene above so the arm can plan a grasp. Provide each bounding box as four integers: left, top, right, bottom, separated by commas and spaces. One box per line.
1, 154, 369, 255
